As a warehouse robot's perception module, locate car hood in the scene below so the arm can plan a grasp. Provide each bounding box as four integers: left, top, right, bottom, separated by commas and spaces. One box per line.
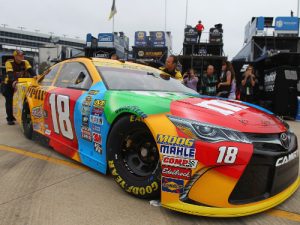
104, 91, 286, 133
170, 97, 286, 133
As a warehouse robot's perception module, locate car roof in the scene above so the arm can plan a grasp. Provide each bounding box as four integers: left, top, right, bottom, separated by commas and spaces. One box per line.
53, 57, 160, 73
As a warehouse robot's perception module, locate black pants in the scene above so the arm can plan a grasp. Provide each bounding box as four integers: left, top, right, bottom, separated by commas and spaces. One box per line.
197, 31, 202, 44
2, 85, 14, 122
240, 94, 254, 103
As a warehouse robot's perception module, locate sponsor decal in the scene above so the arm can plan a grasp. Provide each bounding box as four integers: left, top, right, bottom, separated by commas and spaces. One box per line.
82, 100, 92, 107
162, 177, 184, 193
88, 90, 99, 95
108, 161, 159, 196
115, 106, 147, 118
217, 147, 238, 164
32, 122, 41, 130
81, 105, 90, 115
93, 132, 102, 144
92, 107, 104, 116
26, 87, 46, 100
90, 115, 103, 125
157, 134, 195, 147
43, 110, 48, 119
91, 124, 101, 132
82, 96, 93, 107
130, 115, 144, 122
32, 105, 43, 119
94, 143, 102, 154
93, 100, 105, 108
162, 165, 191, 180
45, 129, 51, 135
44, 123, 49, 129
82, 115, 89, 126
85, 96, 92, 102
157, 135, 196, 159
162, 156, 198, 169
276, 150, 299, 167
160, 145, 195, 159
81, 126, 92, 142
194, 100, 248, 116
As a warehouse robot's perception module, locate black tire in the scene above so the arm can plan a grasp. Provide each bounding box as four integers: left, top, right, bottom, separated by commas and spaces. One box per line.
107, 115, 161, 199
22, 102, 33, 139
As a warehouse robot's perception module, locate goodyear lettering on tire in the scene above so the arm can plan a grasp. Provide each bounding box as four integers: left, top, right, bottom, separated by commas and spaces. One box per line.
108, 160, 158, 196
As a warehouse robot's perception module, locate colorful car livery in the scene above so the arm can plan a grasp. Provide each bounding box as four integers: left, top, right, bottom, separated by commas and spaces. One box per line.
13, 57, 299, 217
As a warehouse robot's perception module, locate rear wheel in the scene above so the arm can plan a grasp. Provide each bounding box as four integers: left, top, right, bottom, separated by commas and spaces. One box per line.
107, 115, 161, 199
22, 102, 33, 139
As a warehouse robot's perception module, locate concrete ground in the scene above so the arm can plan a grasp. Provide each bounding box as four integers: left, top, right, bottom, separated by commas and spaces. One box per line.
0, 95, 299, 225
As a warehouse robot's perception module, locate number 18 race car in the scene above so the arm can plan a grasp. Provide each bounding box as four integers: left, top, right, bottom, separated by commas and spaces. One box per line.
13, 57, 299, 217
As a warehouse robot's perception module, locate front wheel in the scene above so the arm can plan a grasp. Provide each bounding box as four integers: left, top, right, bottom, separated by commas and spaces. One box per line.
22, 102, 33, 139
107, 115, 161, 199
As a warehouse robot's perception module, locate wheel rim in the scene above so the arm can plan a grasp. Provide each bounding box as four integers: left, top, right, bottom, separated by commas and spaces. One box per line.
121, 129, 159, 177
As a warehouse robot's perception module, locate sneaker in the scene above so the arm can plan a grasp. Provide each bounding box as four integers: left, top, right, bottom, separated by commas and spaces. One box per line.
7, 121, 15, 125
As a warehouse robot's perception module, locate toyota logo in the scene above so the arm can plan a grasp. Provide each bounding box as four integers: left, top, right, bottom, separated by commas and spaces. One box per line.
280, 133, 289, 150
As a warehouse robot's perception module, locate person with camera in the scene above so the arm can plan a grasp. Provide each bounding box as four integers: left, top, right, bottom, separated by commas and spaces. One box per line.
240, 65, 256, 103
201, 65, 218, 96
2, 50, 36, 125
183, 68, 198, 91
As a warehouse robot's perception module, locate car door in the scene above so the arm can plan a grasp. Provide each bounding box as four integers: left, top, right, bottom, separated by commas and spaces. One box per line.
43, 61, 93, 161
23, 63, 61, 136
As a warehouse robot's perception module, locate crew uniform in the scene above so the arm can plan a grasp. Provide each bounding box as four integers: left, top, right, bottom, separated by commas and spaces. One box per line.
2, 53, 35, 124
159, 66, 183, 81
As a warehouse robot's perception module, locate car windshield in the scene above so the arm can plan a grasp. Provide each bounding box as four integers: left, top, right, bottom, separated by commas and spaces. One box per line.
96, 66, 198, 94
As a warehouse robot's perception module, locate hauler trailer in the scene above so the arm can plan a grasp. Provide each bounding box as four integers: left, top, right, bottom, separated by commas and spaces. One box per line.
85, 32, 129, 60
132, 31, 171, 68
178, 24, 227, 91
232, 16, 300, 118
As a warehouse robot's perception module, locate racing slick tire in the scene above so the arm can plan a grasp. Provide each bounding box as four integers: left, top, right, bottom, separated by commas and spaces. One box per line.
107, 115, 161, 199
22, 102, 33, 139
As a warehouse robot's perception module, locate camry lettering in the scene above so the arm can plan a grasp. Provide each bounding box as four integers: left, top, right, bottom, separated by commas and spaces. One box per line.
160, 144, 195, 159
276, 150, 299, 167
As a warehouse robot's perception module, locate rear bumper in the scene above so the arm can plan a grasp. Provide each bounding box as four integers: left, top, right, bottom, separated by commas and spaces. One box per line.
162, 177, 300, 217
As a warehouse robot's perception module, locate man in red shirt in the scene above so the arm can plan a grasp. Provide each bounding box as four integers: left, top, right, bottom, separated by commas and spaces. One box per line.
195, 20, 204, 44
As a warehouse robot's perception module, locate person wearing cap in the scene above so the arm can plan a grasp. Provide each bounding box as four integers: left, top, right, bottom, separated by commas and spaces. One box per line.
195, 20, 204, 44
159, 55, 183, 81
2, 50, 36, 125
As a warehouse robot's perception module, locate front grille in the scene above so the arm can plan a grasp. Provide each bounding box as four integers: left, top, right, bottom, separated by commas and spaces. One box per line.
229, 163, 273, 204
229, 132, 299, 205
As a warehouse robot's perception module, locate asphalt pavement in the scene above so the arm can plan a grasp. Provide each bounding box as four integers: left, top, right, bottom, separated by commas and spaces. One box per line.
0, 95, 299, 225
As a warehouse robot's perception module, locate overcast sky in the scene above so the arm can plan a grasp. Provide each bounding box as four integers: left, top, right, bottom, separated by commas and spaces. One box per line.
0, 0, 298, 59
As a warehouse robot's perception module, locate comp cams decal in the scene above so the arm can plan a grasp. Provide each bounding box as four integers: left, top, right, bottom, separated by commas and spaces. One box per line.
157, 134, 196, 159
162, 156, 198, 169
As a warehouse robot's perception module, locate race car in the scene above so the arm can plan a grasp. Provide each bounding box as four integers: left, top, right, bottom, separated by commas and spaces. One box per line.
13, 57, 299, 217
